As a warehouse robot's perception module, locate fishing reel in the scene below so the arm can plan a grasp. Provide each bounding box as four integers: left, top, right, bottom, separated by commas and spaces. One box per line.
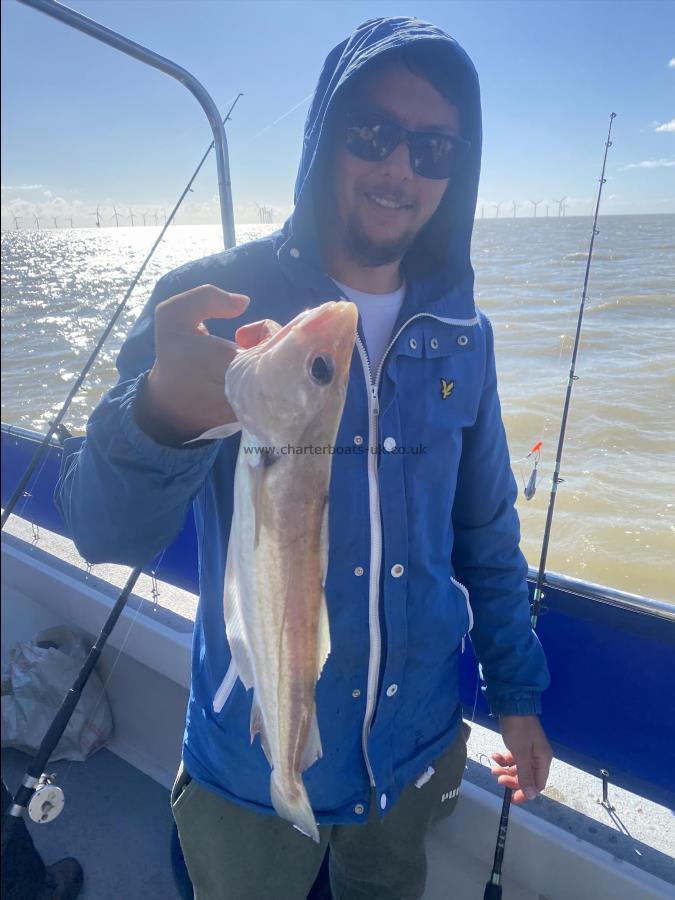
27, 773, 65, 824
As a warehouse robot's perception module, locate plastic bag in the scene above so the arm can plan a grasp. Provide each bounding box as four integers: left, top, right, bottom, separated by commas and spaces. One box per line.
1, 625, 113, 761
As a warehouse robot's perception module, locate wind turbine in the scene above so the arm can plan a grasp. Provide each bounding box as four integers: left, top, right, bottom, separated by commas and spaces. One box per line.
69, 215, 75, 228
162, 208, 167, 224
128, 207, 136, 227
491, 202, 504, 219
554, 197, 568, 217
34, 214, 41, 230
140, 211, 148, 226
512, 201, 518, 218
90, 205, 102, 227
153, 210, 159, 226
110, 206, 121, 227
53, 217, 59, 229
529, 199, 542, 218
544, 203, 550, 217
12, 214, 21, 230
480, 204, 485, 219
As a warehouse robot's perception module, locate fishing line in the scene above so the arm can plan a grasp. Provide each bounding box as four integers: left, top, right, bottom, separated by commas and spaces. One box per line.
170, 91, 312, 223
482, 111, 617, 900
233, 93, 313, 154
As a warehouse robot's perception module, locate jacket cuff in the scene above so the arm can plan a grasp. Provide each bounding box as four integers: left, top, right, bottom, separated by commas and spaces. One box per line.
119, 373, 222, 475
484, 689, 543, 717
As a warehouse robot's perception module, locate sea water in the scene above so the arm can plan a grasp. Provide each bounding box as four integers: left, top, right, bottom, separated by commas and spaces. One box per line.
1, 215, 673, 602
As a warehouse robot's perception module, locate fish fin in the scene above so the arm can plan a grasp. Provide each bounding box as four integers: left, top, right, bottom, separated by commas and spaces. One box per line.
300, 706, 323, 772
317, 590, 331, 680
250, 698, 262, 743
223, 562, 255, 691
270, 771, 320, 844
241, 433, 269, 549
183, 421, 242, 444
250, 697, 273, 764
319, 494, 329, 589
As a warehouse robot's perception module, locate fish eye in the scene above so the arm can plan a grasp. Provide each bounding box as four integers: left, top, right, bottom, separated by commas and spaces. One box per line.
309, 355, 334, 385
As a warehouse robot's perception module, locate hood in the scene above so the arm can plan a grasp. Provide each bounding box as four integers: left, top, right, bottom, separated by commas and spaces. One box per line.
280, 16, 482, 308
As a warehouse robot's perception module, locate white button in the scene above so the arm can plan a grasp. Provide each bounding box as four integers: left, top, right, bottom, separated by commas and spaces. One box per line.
457, 334, 468, 346
289, 247, 301, 259
391, 564, 404, 578
354, 566, 364, 577
383, 437, 396, 452
352, 688, 361, 698
430, 337, 439, 349
380, 793, 387, 810
353, 435, 363, 446
354, 803, 365, 815
386, 684, 398, 697
409, 338, 417, 349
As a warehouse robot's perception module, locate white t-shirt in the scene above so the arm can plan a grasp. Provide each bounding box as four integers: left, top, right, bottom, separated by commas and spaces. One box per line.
331, 278, 405, 374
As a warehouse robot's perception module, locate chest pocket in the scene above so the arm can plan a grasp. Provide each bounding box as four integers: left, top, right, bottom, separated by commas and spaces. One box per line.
395, 319, 483, 453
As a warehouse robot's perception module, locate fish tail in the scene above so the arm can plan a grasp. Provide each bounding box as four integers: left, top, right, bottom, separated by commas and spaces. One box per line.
270, 771, 320, 844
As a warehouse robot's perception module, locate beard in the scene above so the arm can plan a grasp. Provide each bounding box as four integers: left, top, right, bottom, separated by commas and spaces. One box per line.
341, 209, 419, 268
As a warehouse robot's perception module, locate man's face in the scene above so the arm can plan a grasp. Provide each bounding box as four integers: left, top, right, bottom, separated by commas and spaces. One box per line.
331, 62, 461, 268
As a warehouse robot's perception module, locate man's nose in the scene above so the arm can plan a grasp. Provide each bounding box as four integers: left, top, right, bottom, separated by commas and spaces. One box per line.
379, 138, 414, 180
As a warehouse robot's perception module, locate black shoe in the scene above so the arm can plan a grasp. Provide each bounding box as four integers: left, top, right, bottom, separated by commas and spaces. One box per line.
35, 857, 84, 900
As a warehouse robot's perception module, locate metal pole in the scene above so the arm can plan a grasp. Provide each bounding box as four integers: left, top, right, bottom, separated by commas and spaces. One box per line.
16, 0, 236, 248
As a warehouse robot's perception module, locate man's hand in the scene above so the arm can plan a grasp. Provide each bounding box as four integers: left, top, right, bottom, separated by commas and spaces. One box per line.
139, 285, 279, 445
490, 715, 552, 804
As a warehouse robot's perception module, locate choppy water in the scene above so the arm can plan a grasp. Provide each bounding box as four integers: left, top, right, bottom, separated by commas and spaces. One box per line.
2, 216, 674, 602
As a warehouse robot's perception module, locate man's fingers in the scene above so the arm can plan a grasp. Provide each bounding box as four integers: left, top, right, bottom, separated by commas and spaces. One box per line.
514, 753, 537, 799
491, 751, 514, 766
157, 285, 250, 332
235, 318, 282, 349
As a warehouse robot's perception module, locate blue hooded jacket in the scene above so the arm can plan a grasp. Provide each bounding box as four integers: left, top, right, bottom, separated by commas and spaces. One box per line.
55, 17, 549, 825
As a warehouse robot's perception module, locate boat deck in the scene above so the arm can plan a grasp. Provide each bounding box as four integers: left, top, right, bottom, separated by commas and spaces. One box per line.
3, 748, 182, 900
2, 517, 674, 898
3, 747, 541, 900
4, 740, 674, 899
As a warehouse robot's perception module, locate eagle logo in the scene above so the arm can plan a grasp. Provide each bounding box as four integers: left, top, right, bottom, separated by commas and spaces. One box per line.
440, 378, 455, 399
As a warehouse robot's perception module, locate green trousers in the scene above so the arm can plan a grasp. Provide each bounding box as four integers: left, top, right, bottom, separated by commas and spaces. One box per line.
171, 721, 471, 900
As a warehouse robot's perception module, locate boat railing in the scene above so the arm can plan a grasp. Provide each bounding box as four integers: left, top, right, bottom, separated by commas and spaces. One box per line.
526, 566, 674, 623
2, 420, 671, 623
16, 0, 236, 248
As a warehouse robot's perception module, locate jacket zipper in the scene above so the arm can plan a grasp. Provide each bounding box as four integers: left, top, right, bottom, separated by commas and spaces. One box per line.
355, 334, 380, 787
353, 309, 479, 788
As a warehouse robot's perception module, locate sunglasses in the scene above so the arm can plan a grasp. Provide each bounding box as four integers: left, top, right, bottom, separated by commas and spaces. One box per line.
344, 111, 471, 180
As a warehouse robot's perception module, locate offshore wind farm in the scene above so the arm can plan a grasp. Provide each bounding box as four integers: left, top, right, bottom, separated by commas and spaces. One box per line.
5, 196, 587, 230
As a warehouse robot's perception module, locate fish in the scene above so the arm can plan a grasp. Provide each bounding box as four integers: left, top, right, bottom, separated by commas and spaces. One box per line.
194, 300, 358, 841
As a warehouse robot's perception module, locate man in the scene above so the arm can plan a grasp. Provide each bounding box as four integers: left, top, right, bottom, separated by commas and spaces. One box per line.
56, 16, 552, 900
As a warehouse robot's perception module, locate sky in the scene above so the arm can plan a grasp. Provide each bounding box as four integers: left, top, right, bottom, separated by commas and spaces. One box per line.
1, 0, 674, 228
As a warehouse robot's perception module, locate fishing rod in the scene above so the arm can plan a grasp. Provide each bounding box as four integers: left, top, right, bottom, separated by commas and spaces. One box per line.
0, 92, 243, 533
1, 94, 243, 845
482, 111, 617, 900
